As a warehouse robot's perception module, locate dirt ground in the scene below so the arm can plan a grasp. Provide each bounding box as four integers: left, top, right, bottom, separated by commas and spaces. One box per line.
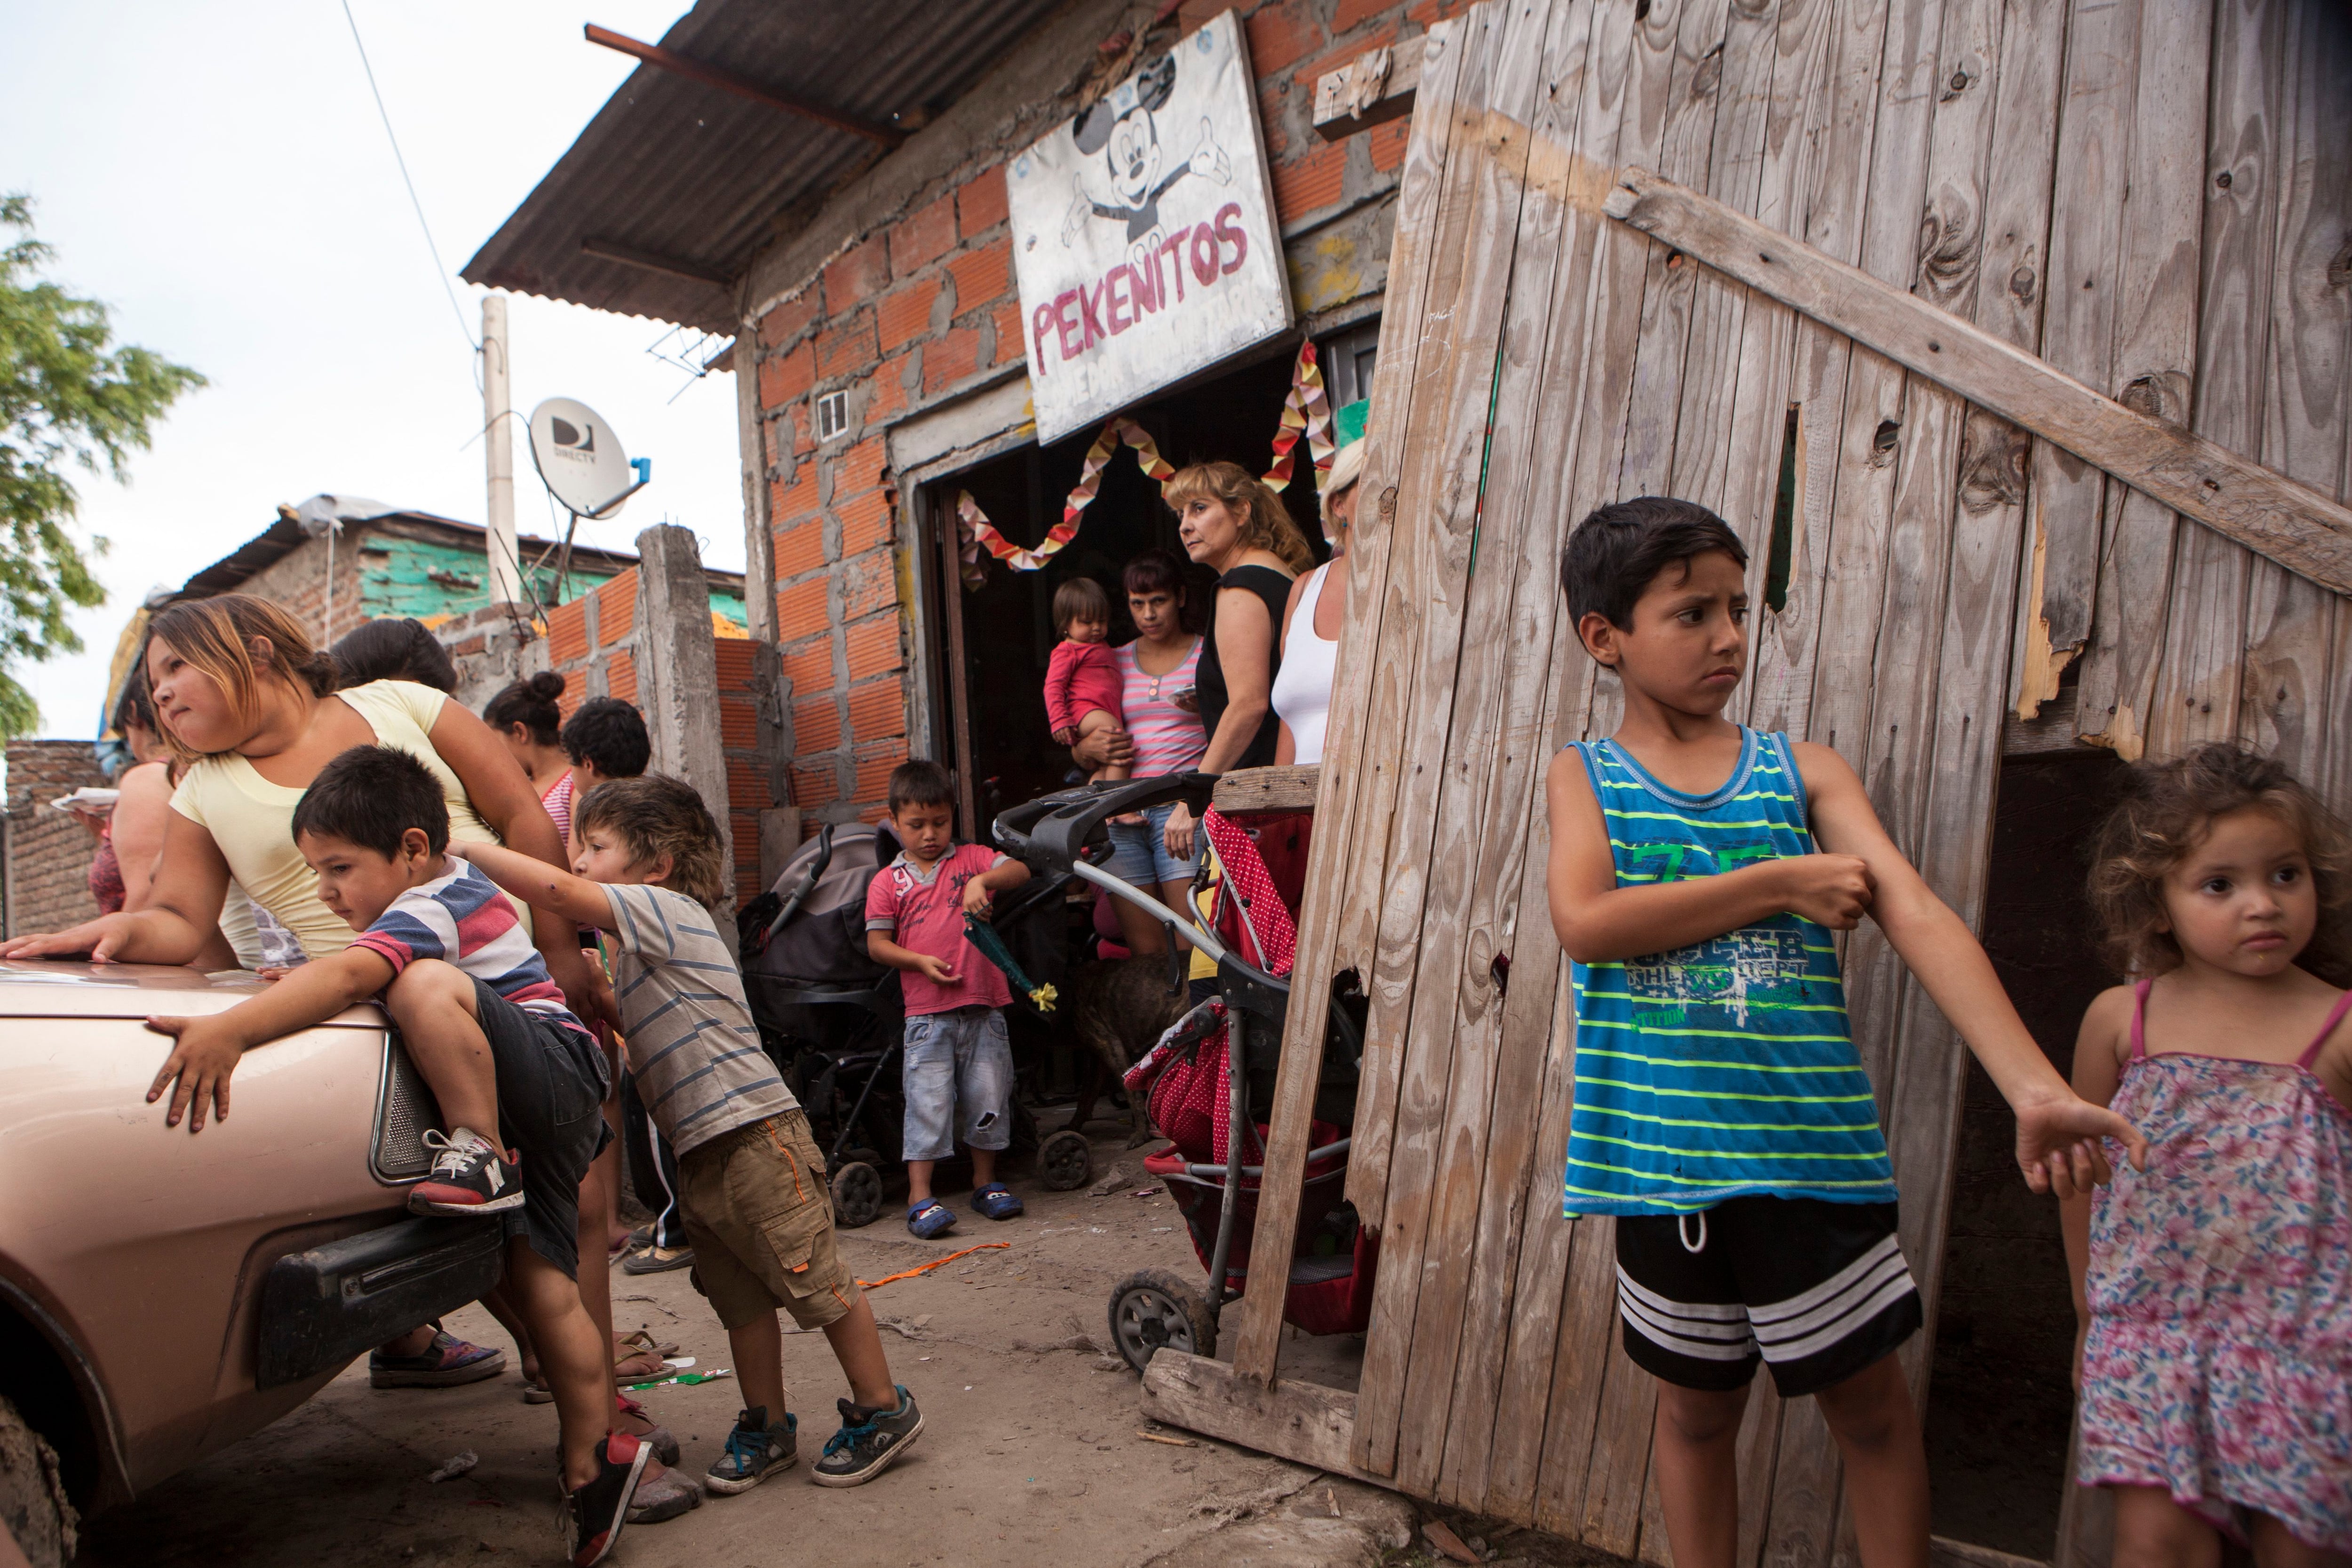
74, 1129, 1599, 1568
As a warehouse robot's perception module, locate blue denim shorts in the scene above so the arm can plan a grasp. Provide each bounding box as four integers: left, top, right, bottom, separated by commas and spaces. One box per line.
1105, 800, 1195, 888
900, 1005, 1013, 1162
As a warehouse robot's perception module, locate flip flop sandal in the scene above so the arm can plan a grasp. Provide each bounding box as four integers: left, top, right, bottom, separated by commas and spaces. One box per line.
616, 1329, 682, 1361
906, 1200, 957, 1240
970, 1183, 1025, 1221
614, 1348, 667, 1383
520, 1374, 555, 1405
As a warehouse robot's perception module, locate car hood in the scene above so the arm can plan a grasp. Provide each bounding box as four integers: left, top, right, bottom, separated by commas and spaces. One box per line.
0, 961, 381, 1025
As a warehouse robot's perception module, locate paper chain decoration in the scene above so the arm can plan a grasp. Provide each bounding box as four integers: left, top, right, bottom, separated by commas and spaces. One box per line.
954, 340, 1337, 589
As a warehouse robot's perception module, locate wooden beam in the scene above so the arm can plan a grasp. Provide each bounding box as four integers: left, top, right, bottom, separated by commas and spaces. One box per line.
579, 237, 731, 288
1137, 1351, 1387, 1484
1210, 764, 1320, 815
1931, 1538, 2047, 1568
1311, 40, 1422, 141
1599, 167, 2352, 597
583, 23, 906, 149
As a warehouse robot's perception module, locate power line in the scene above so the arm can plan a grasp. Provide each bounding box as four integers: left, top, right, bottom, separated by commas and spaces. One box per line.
339, 0, 479, 359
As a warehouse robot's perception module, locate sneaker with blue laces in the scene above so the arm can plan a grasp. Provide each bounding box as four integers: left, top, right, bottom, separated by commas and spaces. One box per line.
811, 1387, 922, 1488
705, 1406, 796, 1495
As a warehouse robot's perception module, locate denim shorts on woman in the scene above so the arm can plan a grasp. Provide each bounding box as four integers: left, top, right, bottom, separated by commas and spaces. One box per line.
1106, 801, 1196, 888
900, 1005, 1014, 1162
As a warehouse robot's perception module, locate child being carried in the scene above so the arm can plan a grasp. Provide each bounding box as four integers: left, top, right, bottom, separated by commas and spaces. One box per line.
1043, 576, 1127, 788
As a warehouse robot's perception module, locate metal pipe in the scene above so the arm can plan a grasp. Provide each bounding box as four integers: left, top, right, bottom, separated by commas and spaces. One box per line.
583, 24, 905, 147
1202, 1011, 1248, 1324
1068, 860, 1230, 965
1178, 1138, 1351, 1180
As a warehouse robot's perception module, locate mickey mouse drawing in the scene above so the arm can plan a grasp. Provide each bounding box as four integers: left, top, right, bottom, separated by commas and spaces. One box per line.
1060, 51, 1232, 275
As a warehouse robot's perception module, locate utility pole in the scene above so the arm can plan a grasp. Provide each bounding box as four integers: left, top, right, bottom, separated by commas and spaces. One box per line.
481, 295, 523, 606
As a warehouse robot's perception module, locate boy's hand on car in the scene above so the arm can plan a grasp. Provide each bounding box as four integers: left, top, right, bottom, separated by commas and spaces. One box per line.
2012, 1088, 2147, 1200
1769, 854, 1875, 929
914, 953, 958, 986
144, 1013, 245, 1132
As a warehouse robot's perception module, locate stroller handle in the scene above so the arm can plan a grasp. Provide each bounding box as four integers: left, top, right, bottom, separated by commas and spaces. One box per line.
990, 773, 1216, 876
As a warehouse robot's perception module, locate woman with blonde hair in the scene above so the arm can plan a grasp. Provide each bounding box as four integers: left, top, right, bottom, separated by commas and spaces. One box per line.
1159, 459, 1311, 858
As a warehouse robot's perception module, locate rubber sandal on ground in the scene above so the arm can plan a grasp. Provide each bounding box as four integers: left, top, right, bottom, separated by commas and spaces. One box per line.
969, 1183, 1025, 1221
621, 1244, 695, 1276
906, 1200, 956, 1240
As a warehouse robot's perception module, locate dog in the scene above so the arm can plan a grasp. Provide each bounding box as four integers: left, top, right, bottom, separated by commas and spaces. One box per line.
1057, 956, 1189, 1144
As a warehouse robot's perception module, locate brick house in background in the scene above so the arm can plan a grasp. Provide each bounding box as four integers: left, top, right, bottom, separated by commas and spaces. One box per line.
2, 741, 109, 939
469, 0, 1456, 838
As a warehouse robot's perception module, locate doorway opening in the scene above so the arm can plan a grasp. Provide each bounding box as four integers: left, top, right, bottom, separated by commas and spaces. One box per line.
1926, 742, 2123, 1555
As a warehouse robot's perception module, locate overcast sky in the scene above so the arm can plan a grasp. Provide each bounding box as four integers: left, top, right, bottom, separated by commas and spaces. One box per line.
2, 0, 745, 741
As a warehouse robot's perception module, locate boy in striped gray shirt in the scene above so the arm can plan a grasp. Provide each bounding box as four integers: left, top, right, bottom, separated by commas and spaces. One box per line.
452, 775, 921, 1496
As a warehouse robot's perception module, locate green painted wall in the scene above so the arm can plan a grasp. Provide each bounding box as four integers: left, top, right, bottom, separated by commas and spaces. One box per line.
355, 535, 746, 626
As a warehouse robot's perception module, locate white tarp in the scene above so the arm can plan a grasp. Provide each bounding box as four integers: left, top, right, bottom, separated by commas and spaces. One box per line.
1006, 11, 1293, 445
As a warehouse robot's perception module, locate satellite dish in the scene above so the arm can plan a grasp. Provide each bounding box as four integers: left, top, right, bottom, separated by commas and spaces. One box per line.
528, 397, 637, 517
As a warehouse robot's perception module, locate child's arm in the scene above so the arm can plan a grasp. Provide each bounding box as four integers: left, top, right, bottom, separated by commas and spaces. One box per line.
1796, 741, 2147, 1195
1044, 644, 1079, 742
143, 947, 397, 1132
2059, 986, 2133, 1379
868, 931, 957, 987
961, 855, 1033, 919
444, 839, 615, 932
1544, 749, 1875, 962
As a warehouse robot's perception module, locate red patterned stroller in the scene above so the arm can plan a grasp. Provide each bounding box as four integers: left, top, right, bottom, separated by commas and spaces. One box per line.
991, 778, 1375, 1373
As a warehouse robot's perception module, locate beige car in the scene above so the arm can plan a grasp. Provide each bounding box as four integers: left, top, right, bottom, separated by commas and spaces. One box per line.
0, 960, 493, 1566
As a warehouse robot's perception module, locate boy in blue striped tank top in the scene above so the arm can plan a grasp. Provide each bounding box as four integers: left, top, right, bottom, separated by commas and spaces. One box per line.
1547, 499, 2145, 1568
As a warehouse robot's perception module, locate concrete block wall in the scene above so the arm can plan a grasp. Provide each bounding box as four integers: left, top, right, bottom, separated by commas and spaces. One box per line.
746, 0, 1459, 825
2, 740, 109, 938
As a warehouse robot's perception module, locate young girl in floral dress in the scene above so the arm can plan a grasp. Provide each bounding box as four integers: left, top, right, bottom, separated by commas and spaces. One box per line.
2066, 742, 2352, 1562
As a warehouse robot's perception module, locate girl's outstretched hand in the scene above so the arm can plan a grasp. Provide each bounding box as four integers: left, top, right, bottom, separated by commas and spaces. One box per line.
2013, 1090, 2148, 1200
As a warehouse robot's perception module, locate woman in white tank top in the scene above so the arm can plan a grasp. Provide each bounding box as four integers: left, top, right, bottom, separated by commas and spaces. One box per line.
1271, 434, 1366, 766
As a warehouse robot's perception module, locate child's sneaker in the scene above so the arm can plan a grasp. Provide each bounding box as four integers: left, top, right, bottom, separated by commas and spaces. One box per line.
561, 1432, 651, 1567
811, 1387, 922, 1488
705, 1406, 796, 1495
409, 1127, 524, 1217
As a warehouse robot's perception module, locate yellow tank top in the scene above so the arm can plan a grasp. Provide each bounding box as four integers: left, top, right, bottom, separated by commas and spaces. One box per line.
169, 680, 512, 960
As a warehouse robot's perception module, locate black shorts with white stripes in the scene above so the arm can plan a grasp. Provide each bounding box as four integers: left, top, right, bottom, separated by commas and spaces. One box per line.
1613, 1195, 1921, 1397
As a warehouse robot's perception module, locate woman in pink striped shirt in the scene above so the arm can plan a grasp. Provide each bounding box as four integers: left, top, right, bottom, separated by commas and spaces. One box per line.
1100, 549, 1207, 955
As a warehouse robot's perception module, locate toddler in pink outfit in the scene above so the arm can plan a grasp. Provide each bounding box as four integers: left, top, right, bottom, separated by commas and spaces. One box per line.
1043, 576, 1128, 788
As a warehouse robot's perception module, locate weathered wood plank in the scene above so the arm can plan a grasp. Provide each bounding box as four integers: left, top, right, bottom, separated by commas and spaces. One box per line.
1241, 12, 1473, 1388
1138, 1352, 1383, 1482
1313, 36, 1425, 142
2068, 0, 2214, 756
2242, 0, 2352, 792
2141, 0, 2285, 760
1596, 161, 2352, 597
1338, 10, 1496, 1242
1347, 0, 1553, 1477
2009, 0, 2143, 717
1211, 764, 1320, 816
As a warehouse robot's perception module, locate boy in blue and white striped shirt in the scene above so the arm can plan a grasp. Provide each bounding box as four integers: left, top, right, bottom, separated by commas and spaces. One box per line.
1544, 498, 2143, 1568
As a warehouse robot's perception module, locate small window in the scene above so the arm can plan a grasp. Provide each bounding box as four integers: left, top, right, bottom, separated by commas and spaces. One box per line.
816, 389, 850, 444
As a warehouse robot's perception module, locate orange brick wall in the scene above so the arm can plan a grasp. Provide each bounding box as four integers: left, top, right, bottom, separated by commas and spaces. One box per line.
747, 0, 1449, 826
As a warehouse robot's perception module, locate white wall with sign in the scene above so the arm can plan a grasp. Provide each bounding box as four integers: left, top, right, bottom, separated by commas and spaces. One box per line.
1006, 11, 1293, 445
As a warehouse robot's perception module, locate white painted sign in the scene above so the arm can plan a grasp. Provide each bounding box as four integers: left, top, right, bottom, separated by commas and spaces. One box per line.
1006, 12, 1293, 445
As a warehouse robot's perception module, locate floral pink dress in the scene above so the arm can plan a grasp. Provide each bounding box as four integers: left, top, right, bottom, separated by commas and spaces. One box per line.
2078, 978, 2352, 1549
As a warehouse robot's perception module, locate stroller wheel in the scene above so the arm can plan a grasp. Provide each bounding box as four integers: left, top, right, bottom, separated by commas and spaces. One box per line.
1107, 1268, 1216, 1375
830, 1161, 884, 1229
1036, 1129, 1093, 1192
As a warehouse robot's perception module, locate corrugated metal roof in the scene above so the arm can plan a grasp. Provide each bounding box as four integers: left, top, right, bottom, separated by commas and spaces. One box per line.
463, 0, 1072, 331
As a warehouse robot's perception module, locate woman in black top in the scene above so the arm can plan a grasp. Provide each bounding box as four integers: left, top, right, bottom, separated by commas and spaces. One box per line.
1160, 459, 1313, 857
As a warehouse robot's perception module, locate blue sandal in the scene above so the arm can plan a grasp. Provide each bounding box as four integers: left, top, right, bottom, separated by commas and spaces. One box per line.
970, 1183, 1024, 1221
907, 1200, 956, 1239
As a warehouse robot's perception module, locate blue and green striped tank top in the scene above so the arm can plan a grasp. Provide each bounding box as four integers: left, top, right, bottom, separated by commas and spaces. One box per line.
1564, 728, 1896, 1217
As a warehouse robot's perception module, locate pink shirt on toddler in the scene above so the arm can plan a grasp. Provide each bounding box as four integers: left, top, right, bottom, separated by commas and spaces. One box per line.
1044, 639, 1124, 739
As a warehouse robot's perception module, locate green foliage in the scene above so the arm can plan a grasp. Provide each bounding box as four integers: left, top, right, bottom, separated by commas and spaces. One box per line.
0, 193, 203, 737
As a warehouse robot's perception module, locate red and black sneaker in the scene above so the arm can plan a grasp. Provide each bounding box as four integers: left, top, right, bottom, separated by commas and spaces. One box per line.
407, 1127, 524, 1218
562, 1431, 650, 1567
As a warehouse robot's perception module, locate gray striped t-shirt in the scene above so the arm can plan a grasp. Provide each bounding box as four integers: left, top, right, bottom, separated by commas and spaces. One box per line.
603, 883, 797, 1158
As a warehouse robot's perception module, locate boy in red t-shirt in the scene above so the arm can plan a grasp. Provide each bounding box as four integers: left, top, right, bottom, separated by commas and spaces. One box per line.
865, 760, 1034, 1239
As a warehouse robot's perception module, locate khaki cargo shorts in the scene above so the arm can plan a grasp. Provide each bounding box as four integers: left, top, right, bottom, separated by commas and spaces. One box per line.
678, 1109, 862, 1332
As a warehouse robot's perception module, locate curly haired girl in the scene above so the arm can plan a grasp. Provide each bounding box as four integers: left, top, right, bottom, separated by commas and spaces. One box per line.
2065, 741, 2352, 1562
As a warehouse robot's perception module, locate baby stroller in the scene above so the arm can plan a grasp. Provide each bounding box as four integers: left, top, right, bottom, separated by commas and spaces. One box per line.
737, 821, 1097, 1228
991, 775, 1375, 1375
